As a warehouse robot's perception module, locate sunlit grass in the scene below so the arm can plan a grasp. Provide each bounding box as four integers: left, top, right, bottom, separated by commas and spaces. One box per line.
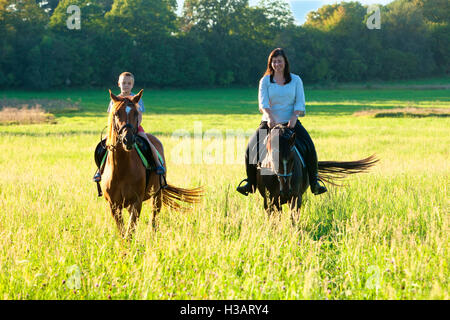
0, 87, 448, 299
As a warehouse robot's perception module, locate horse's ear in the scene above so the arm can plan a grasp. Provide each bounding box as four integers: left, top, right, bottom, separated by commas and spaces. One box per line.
109, 89, 121, 102
132, 89, 143, 104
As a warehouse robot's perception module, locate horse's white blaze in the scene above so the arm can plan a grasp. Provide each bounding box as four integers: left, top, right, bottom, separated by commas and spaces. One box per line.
126, 106, 131, 114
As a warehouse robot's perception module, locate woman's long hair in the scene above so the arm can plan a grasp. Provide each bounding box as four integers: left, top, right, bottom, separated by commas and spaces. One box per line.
264, 48, 292, 84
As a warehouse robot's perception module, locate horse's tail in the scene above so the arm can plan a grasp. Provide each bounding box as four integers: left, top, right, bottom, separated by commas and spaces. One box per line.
161, 184, 204, 210
318, 154, 379, 186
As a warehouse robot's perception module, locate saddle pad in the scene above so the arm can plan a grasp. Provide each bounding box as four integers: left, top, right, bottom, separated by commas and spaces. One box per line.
135, 136, 160, 191
135, 135, 158, 170
94, 139, 107, 168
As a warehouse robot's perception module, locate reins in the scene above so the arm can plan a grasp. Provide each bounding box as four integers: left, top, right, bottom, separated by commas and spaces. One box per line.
269, 146, 296, 178
267, 125, 296, 180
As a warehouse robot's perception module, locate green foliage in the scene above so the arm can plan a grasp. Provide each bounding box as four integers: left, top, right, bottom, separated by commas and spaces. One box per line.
49, 0, 107, 31
256, 0, 295, 29
0, 0, 48, 87
181, 0, 248, 35
35, 0, 61, 16
409, 0, 450, 24
429, 23, 450, 73
105, 0, 177, 40
0, 0, 448, 89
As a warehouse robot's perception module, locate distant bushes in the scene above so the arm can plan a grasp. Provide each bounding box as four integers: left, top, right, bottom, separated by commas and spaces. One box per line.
0, 0, 448, 89
0, 98, 81, 124
0, 106, 55, 125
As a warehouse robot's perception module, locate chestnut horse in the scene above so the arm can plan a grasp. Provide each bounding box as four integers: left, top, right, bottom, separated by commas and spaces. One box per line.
101, 89, 202, 239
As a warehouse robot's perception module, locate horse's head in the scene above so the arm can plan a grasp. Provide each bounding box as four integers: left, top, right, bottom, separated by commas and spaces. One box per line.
267, 124, 296, 197
107, 89, 143, 151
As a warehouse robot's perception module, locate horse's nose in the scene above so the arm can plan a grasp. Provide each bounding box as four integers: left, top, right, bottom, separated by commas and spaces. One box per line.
123, 136, 134, 150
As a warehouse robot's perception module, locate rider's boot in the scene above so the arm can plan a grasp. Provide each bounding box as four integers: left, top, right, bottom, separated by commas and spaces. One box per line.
93, 170, 101, 182
237, 156, 257, 196
310, 175, 327, 195
237, 179, 255, 196
308, 161, 327, 195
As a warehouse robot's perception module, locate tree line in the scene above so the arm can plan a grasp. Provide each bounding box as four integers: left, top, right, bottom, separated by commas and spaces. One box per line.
0, 0, 448, 89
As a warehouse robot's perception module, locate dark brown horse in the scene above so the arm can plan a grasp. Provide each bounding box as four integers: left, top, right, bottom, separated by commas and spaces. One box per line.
256, 124, 378, 223
101, 89, 202, 239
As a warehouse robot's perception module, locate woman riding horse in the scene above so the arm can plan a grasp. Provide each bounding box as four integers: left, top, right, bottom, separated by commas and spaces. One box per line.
237, 48, 327, 196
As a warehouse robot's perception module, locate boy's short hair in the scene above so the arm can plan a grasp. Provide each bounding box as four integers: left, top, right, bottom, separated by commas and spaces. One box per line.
119, 72, 134, 81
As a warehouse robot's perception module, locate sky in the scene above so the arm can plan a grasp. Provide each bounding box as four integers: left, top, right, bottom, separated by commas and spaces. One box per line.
176, 0, 394, 25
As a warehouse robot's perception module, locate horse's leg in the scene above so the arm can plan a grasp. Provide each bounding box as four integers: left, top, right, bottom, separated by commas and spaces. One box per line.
264, 196, 273, 217
151, 191, 162, 230
274, 197, 281, 212
125, 201, 142, 240
109, 203, 125, 237
273, 197, 281, 221
266, 195, 280, 218
263, 188, 274, 217
290, 196, 302, 226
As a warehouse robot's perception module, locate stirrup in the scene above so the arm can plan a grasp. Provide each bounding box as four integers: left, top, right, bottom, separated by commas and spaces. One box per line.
236, 179, 251, 196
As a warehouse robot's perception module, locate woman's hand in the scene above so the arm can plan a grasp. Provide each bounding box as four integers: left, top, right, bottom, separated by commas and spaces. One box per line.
288, 115, 297, 128
262, 108, 275, 128
288, 111, 305, 128
267, 114, 276, 129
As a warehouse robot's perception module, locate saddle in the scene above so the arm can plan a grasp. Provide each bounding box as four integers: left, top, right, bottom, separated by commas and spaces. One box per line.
94, 136, 159, 190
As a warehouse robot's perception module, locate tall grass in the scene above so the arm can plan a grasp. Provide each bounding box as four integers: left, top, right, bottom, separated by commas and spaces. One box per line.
0, 88, 448, 299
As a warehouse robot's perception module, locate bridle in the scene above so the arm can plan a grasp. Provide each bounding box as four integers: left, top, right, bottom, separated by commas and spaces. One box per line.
108, 100, 139, 150
268, 127, 296, 189
270, 146, 295, 179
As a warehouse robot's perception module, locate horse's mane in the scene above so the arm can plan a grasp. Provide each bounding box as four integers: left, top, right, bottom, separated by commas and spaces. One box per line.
267, 124, 293, 152
106, 100, 121, 147
106, 97, 136, 148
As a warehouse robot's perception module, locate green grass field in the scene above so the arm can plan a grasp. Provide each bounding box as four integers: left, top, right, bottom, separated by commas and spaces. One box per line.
0, 86, 448, 299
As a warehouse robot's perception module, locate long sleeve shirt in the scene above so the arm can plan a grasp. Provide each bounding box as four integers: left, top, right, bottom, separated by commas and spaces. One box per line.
259, 73, 306, 124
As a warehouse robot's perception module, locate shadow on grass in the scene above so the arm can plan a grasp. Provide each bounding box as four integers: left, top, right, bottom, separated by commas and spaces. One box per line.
52, 104, 407, 118
3, 88, 449, 117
